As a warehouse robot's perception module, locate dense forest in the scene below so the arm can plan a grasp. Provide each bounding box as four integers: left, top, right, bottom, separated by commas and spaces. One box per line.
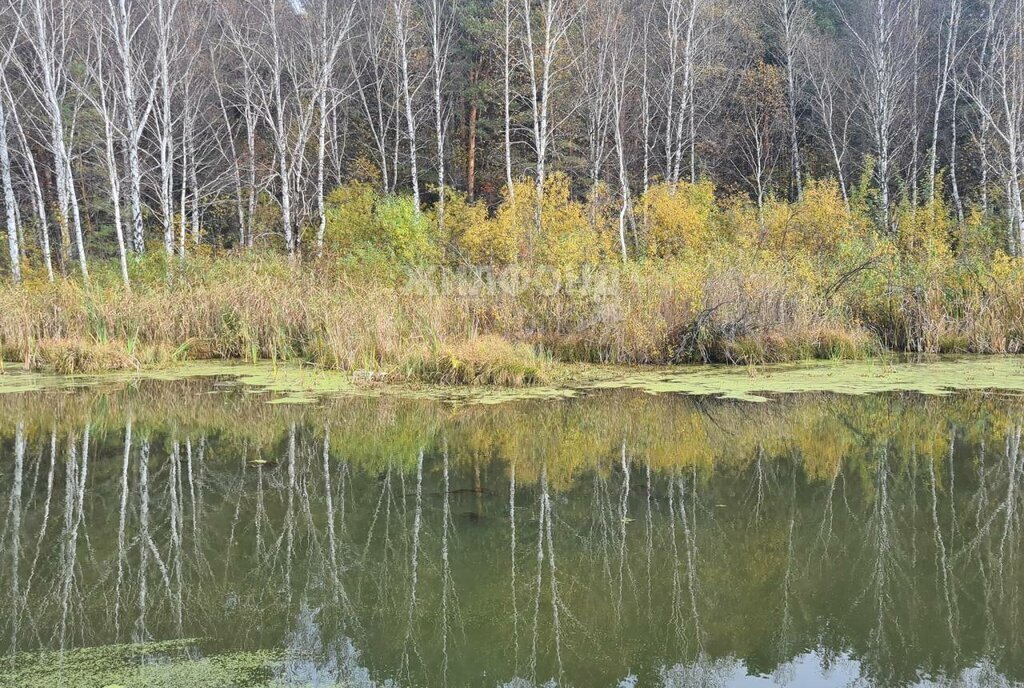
0, 0, 1019, 271
2, 0, 1024, 374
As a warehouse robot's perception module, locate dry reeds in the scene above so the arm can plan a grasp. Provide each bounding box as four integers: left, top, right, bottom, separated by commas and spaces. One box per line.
2, 250, 1020, 384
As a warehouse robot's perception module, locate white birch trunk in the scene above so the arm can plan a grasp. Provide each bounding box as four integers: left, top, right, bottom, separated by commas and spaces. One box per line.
394, 0, 420, 213
503, 0, 515, 196
429, 0, 453, 236
0, 88, 20, 283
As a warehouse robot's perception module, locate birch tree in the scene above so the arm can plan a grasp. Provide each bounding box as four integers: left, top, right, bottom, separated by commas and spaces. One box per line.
502, 0, 516, 196
579, 0, 615, 192
211, 58, 248, 248
842, 0, 917, 230
609, 17, 636, 261
227, 0, 313, 255
155, 0, 183, 255
765, 0, 810, 200
16, 0, 89, 277
735, 62, 784, 219
393, 0, 422, 213
105, 0, 156, 255
217, 9, 267, 248
177, 65, 203, 257
971, 0, 1001, 218
0, 45, 21, 283
81, 20, 130, 285
351, 0, 400, 194
805, 36, 856, 205
661, 0, 715, 186
0, 0, 1014, 273
312, 0, 355, 253
926, 0, 963, 206
967, 0, 1024, 252
521, 0, 577, 237
1, 72, 53, 279
426, 0, 455, 233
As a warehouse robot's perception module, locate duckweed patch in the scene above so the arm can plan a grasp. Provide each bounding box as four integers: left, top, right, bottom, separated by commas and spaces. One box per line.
584, 356, 1024, 401
0, 641, 281, 688
1, 356, 1023, 404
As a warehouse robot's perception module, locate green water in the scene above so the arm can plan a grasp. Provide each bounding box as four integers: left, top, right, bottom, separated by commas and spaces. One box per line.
0, 377, 1021, 687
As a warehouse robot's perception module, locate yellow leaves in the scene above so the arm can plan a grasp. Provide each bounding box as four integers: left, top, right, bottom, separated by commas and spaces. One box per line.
990, 250, 1024, 282
638, 180, 718, 258
793, 414, 854, 482
434, 187, 488, 261
347, 154, 383, 186
317, 175, 1021, 365
894, 193, 955, 267
535, 174, 609, 270
738, 60, 785, 113
460, 174, 610, 271
376, 195, 438, 264
461, 181, 531, 265
758, 179, 869, 259
323, 181, 377, 253
323, 182, 437, 264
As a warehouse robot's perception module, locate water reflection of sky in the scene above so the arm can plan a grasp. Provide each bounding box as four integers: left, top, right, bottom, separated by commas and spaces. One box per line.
275, 638, 1011, 687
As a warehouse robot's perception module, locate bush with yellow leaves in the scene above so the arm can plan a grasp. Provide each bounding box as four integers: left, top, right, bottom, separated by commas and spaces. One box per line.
459, 181, 531, 265
458, 174, 610, 270
758, 179, 871, 258
535, 173, 611, 269
638, 180, 718, 258
322, 181, 378, 253
432, 188, 489, 263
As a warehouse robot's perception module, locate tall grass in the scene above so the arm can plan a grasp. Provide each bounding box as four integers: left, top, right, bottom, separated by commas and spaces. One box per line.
0, 249, 1021, 381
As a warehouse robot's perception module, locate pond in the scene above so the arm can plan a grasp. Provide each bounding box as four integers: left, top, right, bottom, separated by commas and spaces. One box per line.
0, 369, 1022, 687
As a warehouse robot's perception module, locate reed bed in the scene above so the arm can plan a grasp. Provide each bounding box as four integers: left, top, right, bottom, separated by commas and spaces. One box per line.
1, 251, 1021, 382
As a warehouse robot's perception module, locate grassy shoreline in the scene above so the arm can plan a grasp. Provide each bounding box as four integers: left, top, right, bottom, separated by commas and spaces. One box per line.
2, 251, 1022, 384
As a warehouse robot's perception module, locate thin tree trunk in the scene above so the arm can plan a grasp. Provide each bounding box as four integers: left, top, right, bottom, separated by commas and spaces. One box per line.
102, 117, 131, 287
394, 0, 420, 213
91, 44, 131, 286
111, 0, 150, 256
950, 91, 963, 223
8, 108, 53, 280
503, 0, 515, 197
928, 0, 961, 205
0, 94, 21, 283
467, 100, 478, 202
429, 0, 452, 236
157, 0, 176, 256
316, 89, 330, 254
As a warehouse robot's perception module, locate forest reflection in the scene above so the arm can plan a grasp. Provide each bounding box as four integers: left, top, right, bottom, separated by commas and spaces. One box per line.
0, 381, 1022, 687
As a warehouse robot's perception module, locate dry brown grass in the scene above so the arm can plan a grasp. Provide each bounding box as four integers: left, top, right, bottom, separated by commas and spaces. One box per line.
4, 250, 1016, 383
400, 335, 550, 386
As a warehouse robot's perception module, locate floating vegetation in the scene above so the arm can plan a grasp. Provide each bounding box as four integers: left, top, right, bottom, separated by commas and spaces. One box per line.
583, 356, 1024, 401
0, 641, 281, 688
1, 356, 1023, 404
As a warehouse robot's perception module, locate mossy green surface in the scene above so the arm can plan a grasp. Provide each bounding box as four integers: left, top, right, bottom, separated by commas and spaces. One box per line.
0, 360, 579, 404
1, 356, 1023, 404
0, 641, 282, 688
582, 356, 1024, 401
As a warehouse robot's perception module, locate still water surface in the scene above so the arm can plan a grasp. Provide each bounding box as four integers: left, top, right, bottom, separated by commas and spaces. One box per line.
0, 379, 1021, 687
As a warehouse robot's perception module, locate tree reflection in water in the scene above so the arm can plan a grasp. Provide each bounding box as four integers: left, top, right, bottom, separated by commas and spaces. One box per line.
0, 381, 1022, 687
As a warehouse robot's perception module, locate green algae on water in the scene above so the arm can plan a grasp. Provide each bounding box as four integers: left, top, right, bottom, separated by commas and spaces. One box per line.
0, 360, 580, 405
1, 356, 1023, 404
582, 356, 1024, 402
0, 641, 281, 688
